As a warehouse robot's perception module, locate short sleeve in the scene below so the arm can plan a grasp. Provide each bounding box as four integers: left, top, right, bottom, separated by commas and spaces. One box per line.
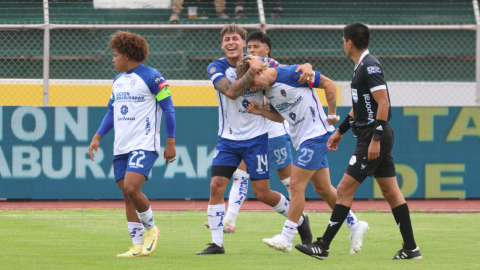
364, 64, 387, 92
148, 73, 171, 101
207, 62, 225, 85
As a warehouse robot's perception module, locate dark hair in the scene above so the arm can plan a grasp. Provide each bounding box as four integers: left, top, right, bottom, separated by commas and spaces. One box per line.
108, 31, 149, 62
343, 23, 369, 50
247, 30, 272, 57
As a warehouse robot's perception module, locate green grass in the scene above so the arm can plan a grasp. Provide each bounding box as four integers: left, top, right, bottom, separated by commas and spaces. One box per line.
0, 210, 479, 269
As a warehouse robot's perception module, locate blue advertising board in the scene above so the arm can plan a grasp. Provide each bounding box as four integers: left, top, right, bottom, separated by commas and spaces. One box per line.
0, 106, 479, 199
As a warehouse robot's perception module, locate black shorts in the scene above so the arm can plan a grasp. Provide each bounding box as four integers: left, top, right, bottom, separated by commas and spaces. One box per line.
345, 122, 396, 183
210, 166, 266, 181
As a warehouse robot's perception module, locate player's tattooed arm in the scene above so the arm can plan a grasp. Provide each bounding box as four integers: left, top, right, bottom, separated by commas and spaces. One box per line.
215, 58, 263, 100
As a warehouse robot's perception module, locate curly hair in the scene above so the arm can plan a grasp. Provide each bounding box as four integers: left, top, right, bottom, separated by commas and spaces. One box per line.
108, 31, 149, 62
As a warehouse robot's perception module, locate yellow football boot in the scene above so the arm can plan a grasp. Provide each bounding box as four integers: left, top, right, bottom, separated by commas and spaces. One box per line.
116, 245, 146, 257
142, 226, 160, 256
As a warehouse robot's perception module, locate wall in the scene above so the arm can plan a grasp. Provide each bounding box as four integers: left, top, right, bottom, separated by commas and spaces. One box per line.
0, 106, 478, 199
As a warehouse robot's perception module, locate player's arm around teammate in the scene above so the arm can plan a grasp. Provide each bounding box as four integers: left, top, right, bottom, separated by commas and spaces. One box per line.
242, 57, 365, 254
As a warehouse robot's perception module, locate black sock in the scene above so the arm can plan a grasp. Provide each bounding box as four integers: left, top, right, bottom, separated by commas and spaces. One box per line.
392, 203, 417, 250
321, 204, 351, 249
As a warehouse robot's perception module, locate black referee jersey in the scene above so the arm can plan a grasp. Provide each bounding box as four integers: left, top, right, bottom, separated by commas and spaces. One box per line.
350, 51, 392, 127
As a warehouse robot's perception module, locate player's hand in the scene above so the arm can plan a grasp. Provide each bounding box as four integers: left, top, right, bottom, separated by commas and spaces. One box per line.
248, 58, 263, 73
296, 63, 314, 84
164, 139, 176, 165
262, 97, 270, 110
327, 131, 342, 151
368, 140, 380, 161
88, 134, 101, 161
326, 115, 340, 125
246, 101, 263, 115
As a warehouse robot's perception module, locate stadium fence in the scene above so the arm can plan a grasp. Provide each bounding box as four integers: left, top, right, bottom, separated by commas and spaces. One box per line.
0, 1, 479, 200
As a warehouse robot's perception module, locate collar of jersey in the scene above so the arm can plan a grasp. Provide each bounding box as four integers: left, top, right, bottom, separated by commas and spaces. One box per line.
126, 63, 144, 74
354, 50, 370, 71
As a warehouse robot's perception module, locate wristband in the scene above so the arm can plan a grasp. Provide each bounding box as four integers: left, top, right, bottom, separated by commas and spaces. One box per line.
337, 114, 353, 135
372, 119, 387, 141
328, 115, 337, 119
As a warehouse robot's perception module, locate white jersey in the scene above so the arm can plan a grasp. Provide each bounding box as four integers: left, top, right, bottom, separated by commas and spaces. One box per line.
267, 119, 289, 139
267, 65, 335, 150
110, 64, 170, 155
207, 54, 280, 141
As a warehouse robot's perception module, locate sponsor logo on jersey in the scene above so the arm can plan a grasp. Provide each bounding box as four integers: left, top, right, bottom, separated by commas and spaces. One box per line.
242, 88, 259, 97
158, 81, 168, 90
130, 80, 136, 88
116, 92, 146, 103
268, 96, 274, 99
210, 67, 216, 74
275, 96, 303, 113
352, 89, 358, 103
281, 90, 286, 97
115, 83, 123, 88
367, 66, 382, 74
289, 112, 296, 121
214, 150, 219, 158
121, 105, 128, 115
309, 106, 315, 122
363, 94, 375, 123
145, 117, 151, 135
242, 99, 250, 109
292, 117, 305, 127
118, 116, 135, 121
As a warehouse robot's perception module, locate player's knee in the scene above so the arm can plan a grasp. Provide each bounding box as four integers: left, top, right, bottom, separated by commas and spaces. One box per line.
314, 185, 332, 198
123, 184, 140, 198
252, 189, 269, 203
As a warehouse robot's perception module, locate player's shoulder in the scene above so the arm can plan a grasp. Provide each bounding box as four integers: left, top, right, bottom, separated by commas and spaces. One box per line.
134, 65, 165, 83
274, 65, 300, 85
361, 54, 382, 68
113, 72, 126, 83
208, 57, 229, 69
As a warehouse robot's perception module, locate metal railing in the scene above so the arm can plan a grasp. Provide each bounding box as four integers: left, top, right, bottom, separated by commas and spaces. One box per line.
0, 0, 478, 106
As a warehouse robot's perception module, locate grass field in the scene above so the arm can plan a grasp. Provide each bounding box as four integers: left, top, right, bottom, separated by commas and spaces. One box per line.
1, 210, 479, 270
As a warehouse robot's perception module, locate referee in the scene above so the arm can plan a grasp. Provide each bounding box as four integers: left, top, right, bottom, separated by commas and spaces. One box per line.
295, 23, 422, 260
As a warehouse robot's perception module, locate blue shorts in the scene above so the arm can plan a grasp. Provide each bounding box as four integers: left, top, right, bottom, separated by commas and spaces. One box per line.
212, 133, 270, 180
113, 150, 158, 182
294, 133, 332, 170
269, 134, 293, 170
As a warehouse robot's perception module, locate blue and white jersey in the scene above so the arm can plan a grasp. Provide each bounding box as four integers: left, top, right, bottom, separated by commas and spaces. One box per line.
110, 64, 171, 155
207, 54, 279, 141
267, 119, 289, 139
267, 65, 335, 150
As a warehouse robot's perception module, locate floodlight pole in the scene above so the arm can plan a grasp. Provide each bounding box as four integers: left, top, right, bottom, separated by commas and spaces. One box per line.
43, 0, 50, 106
474, 0, 480, 106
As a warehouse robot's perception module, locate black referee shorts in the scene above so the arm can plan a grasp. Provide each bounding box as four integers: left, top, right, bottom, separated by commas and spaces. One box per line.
345, 122, 396, 184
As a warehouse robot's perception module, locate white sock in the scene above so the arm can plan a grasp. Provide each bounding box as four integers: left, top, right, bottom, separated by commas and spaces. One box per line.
272, 193, 289, 218
344, 210, 360, 232
281, 219, 297, 243
272, 193, 305, 225
137, 207, 155, 231
127, 222, 144, 245
280, 177, 292, 199
226, 169, 249, 225
208, 203, 225, 247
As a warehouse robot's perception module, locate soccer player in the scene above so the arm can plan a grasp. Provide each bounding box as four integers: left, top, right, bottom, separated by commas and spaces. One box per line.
294, 23, 422, 260
88, 31, 176, 258
238, 55, 368, 254
196, 24, 314, 255
217, 31, 294, 234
